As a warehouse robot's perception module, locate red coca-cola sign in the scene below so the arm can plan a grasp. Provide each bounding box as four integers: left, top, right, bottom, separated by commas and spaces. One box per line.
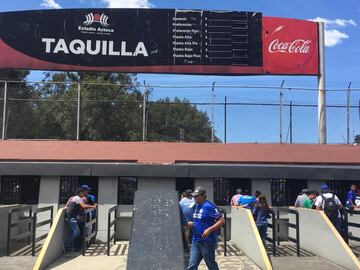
263, 17, 319, 75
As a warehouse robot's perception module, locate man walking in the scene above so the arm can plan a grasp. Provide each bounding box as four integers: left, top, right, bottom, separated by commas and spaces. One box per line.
187, 186, 225, 270
179, 189, 195, 251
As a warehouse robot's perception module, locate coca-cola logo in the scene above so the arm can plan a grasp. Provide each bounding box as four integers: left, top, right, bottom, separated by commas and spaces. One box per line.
268, 39, 311, 53
268, 39, 312, 54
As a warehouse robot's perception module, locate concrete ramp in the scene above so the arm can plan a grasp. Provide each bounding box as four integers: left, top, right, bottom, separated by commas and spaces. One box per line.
126, 191, 185, 270
296, 208, 360, 270
231, 207, 273, 270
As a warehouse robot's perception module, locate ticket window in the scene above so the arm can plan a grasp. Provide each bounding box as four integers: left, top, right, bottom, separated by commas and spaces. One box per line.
0, 176, 40, 204
176, 178, 195, 199
213, 178, 251, 206
118, 177, 137, 205
271, 179, 308, 206
59, 176, 98, 204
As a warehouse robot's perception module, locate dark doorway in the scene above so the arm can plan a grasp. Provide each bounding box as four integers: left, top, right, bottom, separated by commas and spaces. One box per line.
271, 179, 307, 206
59, 176, 98, 204
213, 178, 251, 206
327, 180, 360, 204
0, 176, 40, 204
176, 178, 195, 198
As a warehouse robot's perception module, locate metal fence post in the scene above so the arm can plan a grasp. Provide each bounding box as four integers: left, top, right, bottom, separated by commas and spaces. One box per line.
280, 81, 284, 143
2, 81, 8, 140
224, 96, 227, 143
296, 212, 300, 257
77, 82, 81, 141
32, 213, 37, 256
211, 81, 215, 142
142, 82, 147, 141
6, 210, 11, 256
347, 82, 352, 144
290, 101, 293, 144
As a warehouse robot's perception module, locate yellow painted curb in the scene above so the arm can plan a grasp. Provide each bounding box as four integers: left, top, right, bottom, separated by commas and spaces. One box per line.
33, 208, 66, 270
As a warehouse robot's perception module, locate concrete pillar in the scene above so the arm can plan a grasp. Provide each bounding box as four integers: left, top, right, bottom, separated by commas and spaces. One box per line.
137, 177, 176, 191
37, 176, 60, 237
307, 180, 326, 192
251, 179, 271, 202
194, 178, 214, 203
97, 176, 118, 242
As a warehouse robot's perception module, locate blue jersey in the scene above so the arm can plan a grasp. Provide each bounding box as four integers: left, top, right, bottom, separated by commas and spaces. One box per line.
346, 191, 356, 207
179, 197, 195, 225
192, 200, 222, 243
238, 195, 257, 210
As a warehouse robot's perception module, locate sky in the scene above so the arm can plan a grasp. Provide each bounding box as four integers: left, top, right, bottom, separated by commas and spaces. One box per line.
0, 0, 360, 143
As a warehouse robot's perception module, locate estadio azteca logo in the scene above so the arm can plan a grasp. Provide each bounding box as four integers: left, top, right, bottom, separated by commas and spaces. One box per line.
78, 12, 114, 34
84, 13, 109, 27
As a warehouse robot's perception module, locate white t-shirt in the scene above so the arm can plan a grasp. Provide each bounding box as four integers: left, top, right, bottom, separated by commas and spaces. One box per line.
315, 193, 342, 218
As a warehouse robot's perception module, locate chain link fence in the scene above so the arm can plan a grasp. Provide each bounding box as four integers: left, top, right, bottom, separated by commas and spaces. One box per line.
1, 80, 360, 144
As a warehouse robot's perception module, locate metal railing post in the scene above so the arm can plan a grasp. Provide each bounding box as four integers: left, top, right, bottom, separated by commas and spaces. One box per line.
2, 81, 7, 140
82, 210, 86, 256
114, 209, 117, 245
276, 210, 280, 246
296, 212, 300, 257
107, 211, 111, 256
343, 209, 349, 244
272, 209, 276, 256
28, 209, 32, 245
32, 213, 37, 256
76, 82, 81, 141
223, 211, 227, 256
6, 210, 11, 256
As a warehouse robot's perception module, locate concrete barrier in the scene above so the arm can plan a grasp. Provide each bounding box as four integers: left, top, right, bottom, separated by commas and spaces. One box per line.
296, 208, 360, 270
231, 207, 272, 270
33, 208, 68, 270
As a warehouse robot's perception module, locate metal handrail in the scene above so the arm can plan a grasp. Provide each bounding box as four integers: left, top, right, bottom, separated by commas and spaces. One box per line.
107, 205, 118, 256
7, 205, 33, 256
343, 208, 360, 244
82, 207, 98, 256
32, 206, 54, 256
275, 207, 300, 257
266, 208, 277, 256
218, 207, 227, 256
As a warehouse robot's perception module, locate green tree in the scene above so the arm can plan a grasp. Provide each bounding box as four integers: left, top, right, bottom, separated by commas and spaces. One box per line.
147, 97, 220, 142
0, 69, 39, 139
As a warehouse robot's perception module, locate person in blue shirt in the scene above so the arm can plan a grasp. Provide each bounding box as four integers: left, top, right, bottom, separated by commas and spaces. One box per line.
237, 190, 257, 211
346, 184, 357, 209
179, 189, 195, 250
187, 186, 225, 270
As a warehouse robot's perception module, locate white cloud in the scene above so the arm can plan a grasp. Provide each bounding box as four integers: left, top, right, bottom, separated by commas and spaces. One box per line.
41, 0, 62, 9
102, 0, 153, 8
309, 17, 357, 47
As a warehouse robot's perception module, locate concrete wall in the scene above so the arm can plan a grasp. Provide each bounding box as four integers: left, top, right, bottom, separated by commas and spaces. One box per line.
37, 176, 60, 239
296, 208, 360, 270
116, 205, 133, 240
348, 210, 360, 245
97, 176, 118, 242
195, 178, 214, 202
307, 180, 326, 192
33, 208, 68, 270
137, 177, 176, 191
252, 179, 271, 203
231, 207, 272, 270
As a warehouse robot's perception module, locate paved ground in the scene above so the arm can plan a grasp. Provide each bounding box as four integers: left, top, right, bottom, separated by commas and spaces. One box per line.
0, 243, 42, 270
47, 241, 260, 270
269, 243, 347, 270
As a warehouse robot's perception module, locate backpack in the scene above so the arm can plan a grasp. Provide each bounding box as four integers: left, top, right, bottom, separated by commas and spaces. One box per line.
321, 194, 339, 221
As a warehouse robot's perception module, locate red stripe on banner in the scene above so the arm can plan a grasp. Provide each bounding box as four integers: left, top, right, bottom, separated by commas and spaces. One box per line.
0, 39, 264, 75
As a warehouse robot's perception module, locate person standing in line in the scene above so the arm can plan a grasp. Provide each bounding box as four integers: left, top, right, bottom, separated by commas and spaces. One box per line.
187, 187, 224, 270
81, 185, 96, 243
252, 195, 271, 245
346, 184, 357, 209
65, 188, 97, 252
294, 188, 308, 208
179, 189, 195, 251
303, 191, 317, 209
315, 185, 343, 233
238, 190, 257, 211
230, 189, 243, 206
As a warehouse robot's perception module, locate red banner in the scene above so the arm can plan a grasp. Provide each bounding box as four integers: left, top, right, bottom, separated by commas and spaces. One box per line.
262, 17, 319, 75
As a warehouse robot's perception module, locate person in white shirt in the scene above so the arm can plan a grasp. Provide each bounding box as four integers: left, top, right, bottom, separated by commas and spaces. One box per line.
315, 184, 343, 234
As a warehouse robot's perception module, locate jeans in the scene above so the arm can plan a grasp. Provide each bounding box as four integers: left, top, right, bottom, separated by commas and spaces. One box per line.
187, 241, 219, 270
66, 217, 80, 251
332, 217, 342, 235
257, 223, 268, 246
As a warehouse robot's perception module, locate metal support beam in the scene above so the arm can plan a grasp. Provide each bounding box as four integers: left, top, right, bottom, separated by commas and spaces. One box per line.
318, 22, 327, 144
347, 82, 352, 144
2, 81, 7, 140
280, 80, 284, 143
76, 82, 81, 141
211, 81, 215, 143
142, 82, 147, 141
